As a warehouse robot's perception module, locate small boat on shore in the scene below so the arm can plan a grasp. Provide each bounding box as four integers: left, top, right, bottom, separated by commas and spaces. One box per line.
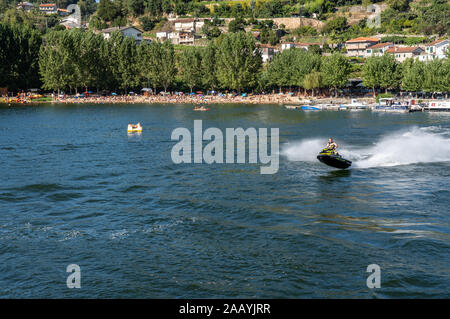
127, 123, 142, 133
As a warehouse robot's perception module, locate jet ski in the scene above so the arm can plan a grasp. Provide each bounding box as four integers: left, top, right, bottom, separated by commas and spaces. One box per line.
317, 148, 352, 169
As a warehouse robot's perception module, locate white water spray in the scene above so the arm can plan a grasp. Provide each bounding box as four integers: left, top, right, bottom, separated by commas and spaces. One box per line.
282, 127, 450, 168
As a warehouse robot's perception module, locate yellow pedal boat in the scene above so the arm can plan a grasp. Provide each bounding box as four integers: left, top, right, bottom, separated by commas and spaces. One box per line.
127, 123, 142, 133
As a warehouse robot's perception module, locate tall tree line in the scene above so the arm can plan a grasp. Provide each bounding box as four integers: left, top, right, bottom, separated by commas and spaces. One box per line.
1, 22, 449, 96
0, 23, 42, 90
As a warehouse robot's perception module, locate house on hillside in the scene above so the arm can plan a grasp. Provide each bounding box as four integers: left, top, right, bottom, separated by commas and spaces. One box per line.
39, 3, 57, 14
101, 26, 145, 44
386, 46, 424, 62
16, 2, 34, 11
170, 31, 195, 45
345, 37, 380, 58
281, 42, 323, 52
156, 30, 195, 45
281, 43, 297, 51
156, 31, 170, 42
173, 18, 208, 32
419, 39, 449, 61
365, 42, 393, 57
257, 44, 276, 62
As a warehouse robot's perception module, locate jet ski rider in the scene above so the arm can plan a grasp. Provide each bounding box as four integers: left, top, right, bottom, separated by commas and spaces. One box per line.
325, 138, 338, 154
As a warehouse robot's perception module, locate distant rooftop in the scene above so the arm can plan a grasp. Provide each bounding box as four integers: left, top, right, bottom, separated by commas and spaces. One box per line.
367, 42, 393, 49
386, 46, 423, 53
428, 39, 448, 46
346, 37, 379, 43
101, 26, 143, 34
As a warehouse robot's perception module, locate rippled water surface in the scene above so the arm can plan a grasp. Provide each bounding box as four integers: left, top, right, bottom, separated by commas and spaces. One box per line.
0, 103, 449, 298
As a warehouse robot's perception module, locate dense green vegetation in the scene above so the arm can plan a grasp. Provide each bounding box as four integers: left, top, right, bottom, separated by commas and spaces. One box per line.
1, 0, 448, 37
0, 23, 42, 90
362, 54, 450, 96
1, 22, 448, 96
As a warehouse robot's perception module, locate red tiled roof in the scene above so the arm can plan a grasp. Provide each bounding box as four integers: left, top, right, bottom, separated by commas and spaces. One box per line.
346, 37, 379, 43
367, 42, 393, 49
40, 3, 56, 7
386, 46, 423, 53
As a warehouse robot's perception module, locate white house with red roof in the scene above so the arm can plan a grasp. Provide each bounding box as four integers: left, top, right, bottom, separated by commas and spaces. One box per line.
345, 37, 380, 57
418, 39, 449, 61
386, 46, 424, 62
365, 42, 393, 57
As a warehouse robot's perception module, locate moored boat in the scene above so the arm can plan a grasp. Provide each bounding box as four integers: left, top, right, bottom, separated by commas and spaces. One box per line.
301, 105, 321, 111
342, 99, 367, 110
284, 104, 301, 109
424, 101, 450, 112
372, 98, 409, 113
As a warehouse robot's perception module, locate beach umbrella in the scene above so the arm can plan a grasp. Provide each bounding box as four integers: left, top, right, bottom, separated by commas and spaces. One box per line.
111, 92, 117, 96
190, 92, 195, 95
88, 91, 93, 94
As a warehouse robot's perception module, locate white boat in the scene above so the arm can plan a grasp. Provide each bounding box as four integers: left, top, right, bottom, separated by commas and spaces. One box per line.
372, 98, 409, 113
315, 103, 335, 110
127, 123, 142, 132
424, 101, 450, 112
342, 99, 367, 110
284, 104, 301, 109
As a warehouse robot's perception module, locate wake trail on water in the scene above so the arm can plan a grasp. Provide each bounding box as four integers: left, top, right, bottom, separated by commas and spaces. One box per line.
282, 127, 450, 168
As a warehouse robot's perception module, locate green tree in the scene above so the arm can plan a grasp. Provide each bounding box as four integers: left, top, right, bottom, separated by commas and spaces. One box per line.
160, 40, 176, 93
39, 31, 77, 94
362, 55, 382, 97
379, 54, 402, 93
216, 31, 262, 93
0, 23, 42, 90
401, 58, 425, 94
202, 42, 219, 91
423, 59, 449, 97
178, 47, 203, 93
303, 70, 323, 97
321, 53, 351, 96
117, 35, 140, 93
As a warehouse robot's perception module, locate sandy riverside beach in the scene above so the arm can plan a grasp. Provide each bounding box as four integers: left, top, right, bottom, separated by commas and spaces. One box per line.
53, 93, 376, 106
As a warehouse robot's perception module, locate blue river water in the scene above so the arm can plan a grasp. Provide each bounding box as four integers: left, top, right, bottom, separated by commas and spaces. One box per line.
0, 103, 449, 298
